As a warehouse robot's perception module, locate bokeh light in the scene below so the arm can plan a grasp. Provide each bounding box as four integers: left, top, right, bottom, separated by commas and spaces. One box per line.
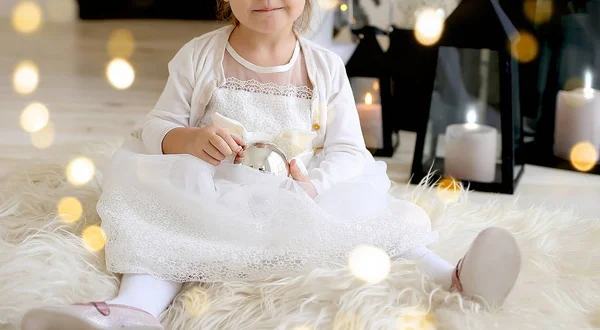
66, 157, 96, 186
524, 0, 553, 25
372, 81, 379, 91
30, 121, 55, 149
510, 31, 539, 63
570, 142, 598, 172
318, 0, 339, 10
57, 196, 83, 223
183, 286, 211, 317
564, 77, 584, 91
20, 102, 49, 133
340, 4, 348, 12
82, 225, 106, 251
13, 61, 39, 95
414, 9, 445, 46
107, 58, 135, 90
12, 1, 43, 34
363, 133, 378, 149
46, 0, 76, 23
436, 177, 461, 203
396, 307, 437, 330
348, 244, 391, 284
107, 29, 136, 59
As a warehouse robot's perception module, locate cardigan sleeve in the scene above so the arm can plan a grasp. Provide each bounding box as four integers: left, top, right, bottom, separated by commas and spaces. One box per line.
141, 39, 197, 154
308, 55, 366, 194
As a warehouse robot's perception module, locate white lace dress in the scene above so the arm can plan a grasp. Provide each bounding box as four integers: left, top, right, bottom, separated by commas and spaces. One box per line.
96, 41, 437, 283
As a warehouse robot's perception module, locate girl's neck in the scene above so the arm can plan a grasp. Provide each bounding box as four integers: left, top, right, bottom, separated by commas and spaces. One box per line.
228, 24, 297, 68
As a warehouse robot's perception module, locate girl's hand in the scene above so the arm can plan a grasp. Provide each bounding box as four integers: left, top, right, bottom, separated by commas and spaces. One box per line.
186, 124, 245, 166
289, 159, 317, 198
233, 145, 247, 164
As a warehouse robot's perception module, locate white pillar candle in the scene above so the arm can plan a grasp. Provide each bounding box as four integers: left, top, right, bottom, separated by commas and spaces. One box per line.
444, 123, 498, 182
553, 87, 600, 160
356, 92, 383, 149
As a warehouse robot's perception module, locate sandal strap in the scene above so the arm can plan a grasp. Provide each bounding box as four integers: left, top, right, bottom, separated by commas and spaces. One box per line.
78, 302, 110, 316
451, 258, 464, 292
74, 302, 153, 317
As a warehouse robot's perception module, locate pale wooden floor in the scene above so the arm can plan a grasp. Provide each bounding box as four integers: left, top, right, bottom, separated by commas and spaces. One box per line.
1, 19, 599, 217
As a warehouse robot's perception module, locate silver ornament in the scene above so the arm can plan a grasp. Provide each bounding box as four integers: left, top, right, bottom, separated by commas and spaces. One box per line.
241, 141, 290, 177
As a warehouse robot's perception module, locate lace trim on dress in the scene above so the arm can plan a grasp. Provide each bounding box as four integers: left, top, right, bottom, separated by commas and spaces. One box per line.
222, 77, 314, 100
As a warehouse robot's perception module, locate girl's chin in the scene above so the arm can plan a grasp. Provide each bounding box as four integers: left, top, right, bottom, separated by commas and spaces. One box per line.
244, 20, 294, 34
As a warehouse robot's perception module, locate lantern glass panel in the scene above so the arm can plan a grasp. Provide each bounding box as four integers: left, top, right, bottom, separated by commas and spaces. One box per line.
350, 77, 383, 150
422, 46, 512, 184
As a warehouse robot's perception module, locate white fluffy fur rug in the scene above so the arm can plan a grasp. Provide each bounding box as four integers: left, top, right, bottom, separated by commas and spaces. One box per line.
1, 140, 599, 330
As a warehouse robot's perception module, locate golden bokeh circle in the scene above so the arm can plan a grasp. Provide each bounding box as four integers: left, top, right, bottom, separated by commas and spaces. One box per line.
66, 157, 96, 186
396, 307, 437, 330
372, 81, 379, 91
30, 121, 55, 149
12, 1, 43, 34
13, 61, 39, 95
570, 142, 598, 172
20, 102, 49, 133
523, 0, 553, 25
564, 77, 584, 91
107, 58, 135, 90
340, 4, 348, 12
510, 31, 539, 63
363, 133, 378, 149
57, 196, 83, 223
436, 176, 461, 203
318, 0, 339, 10
414, 9, 445, 46
348, 244, 391, 284
107, 29, 136, 59
82, 225, 106, 251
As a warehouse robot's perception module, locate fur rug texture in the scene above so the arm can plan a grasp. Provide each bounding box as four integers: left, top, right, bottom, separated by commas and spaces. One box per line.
1, 140, 599, 330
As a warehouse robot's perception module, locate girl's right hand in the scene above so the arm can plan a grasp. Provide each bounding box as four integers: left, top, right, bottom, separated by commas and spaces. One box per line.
186, 125, 245, 166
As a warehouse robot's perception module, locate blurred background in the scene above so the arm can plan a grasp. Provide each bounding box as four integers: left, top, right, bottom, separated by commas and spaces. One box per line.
1, 0, 599, 213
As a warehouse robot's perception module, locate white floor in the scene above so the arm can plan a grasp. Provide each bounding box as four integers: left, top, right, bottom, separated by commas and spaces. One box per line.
1, 19, 599, 218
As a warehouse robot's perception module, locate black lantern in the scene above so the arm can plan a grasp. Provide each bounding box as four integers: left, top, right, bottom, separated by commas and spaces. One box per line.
346, 26, 398, 157
386, 26, 440, 134
519, 0, 600, 174
409, 0, 526, 194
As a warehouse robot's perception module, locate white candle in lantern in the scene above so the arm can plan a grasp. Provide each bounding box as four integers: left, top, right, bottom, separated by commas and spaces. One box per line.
356, 92, 383, 149
553, 70, 600, 161
444, 109, 498, 183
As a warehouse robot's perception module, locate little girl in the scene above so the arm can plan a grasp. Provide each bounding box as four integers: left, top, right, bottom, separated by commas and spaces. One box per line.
22, 1, 522, 329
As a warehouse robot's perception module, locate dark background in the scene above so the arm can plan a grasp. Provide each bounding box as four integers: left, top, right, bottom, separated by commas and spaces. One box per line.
77, 0, 218, 20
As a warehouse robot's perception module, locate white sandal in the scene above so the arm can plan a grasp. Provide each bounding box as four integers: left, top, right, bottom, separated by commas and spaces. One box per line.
21, 302, 164, 330
451, 227, 522, 309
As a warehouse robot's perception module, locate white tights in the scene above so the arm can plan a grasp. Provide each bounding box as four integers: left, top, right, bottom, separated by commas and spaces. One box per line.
399, 246, 455, 289
106, 274, 182, 317
107, 246, 454, 318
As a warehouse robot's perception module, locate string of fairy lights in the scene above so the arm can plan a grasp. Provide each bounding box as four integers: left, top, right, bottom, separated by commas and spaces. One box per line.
6, 0, 598, 325
9, 0, 139, 253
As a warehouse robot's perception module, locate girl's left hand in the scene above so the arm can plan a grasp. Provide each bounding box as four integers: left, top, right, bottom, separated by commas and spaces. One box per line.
289, 160, 317, 198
